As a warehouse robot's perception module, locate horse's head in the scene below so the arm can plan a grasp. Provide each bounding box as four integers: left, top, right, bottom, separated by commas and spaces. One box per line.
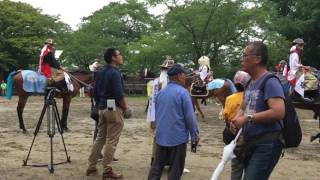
70, 70, 93, 81
206, 79, 236, 107
67, 71, 94, 90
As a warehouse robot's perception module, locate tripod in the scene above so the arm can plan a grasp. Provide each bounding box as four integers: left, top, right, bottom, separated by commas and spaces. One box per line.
23, 87, 71, 173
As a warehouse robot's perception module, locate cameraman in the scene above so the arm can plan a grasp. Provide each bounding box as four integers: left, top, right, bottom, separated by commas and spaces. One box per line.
86, 48, 131, 179
147, 64, 199, 180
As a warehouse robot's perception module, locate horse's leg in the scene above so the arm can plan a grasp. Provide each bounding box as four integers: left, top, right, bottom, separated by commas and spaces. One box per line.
311, 106, 320, 128
193, 97, 204, 119
310, 133, 320, 142
17, 95, 28, 133
61, 96, 71, 132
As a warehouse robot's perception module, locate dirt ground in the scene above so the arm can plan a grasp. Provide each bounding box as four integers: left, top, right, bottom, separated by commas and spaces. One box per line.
0, 96, 319, 180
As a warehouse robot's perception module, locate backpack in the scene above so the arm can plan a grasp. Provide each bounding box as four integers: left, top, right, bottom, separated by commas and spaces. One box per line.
246, 73, 302, 148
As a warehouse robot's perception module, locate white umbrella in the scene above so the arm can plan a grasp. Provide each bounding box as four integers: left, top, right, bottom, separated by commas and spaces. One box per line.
211, 128, 242, 180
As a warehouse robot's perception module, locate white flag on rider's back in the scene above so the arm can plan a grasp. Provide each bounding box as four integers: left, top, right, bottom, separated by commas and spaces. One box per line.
295, 73, 304, 97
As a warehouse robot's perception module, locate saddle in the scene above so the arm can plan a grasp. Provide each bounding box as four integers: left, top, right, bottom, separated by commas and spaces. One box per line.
190, 75, 209, 97
21, 70, 71, 93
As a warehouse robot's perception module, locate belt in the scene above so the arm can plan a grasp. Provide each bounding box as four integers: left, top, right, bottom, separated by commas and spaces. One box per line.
248, 131, 282, 145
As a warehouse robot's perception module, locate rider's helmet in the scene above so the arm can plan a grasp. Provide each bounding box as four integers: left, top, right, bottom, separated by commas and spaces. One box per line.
160, 56, 175, 69
292, 38, 304, 45
279, 60, 286, 64
45, 39, 54, 45
198, 56, 210, 69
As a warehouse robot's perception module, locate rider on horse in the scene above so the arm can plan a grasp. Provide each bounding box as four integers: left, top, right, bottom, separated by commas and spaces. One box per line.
197, 56, 212, 83
191, 56, 213, 95
39, 39, 64, 85
283, 38, 318, 101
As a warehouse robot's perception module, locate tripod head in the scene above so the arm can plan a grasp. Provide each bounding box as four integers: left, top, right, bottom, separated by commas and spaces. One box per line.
45, 87, 61, 101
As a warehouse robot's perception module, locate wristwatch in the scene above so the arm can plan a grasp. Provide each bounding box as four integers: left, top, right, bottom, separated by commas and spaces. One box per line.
246, 114, 254, 123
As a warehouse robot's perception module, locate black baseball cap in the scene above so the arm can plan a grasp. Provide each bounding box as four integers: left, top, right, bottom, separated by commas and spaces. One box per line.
167, 64, 187, 76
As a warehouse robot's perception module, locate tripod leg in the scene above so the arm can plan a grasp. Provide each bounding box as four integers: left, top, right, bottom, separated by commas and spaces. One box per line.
53, 102, 71, 162
48, 136, 54, 173
23, 102, 48, 166
53, 100, 63, 133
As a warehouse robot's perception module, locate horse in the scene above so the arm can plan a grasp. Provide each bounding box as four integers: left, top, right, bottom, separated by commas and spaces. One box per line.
6, 70, 93, 133
185, 76, 236, 119
272, 71, 320, 126
277, 74, 320, 141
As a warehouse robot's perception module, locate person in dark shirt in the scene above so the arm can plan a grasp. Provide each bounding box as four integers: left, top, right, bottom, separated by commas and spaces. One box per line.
86, 48, 132, 179
231, 41, 285, 180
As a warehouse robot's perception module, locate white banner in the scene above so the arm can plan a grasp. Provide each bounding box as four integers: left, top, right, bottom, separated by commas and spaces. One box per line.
294, 73, 304, 97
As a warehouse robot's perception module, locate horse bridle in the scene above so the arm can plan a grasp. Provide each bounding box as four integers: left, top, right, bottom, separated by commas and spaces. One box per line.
63, 71, 93, 89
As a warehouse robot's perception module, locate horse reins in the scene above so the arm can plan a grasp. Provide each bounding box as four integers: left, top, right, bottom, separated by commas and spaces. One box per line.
63, 70, 93, 89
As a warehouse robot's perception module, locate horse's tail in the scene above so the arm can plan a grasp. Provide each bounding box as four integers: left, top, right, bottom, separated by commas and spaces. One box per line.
6, 70, 17, 100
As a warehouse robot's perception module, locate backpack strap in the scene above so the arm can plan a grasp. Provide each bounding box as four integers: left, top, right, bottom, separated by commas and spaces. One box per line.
260, 73, 285, 130
245, 73, 281, 91
244, 73, 284, 121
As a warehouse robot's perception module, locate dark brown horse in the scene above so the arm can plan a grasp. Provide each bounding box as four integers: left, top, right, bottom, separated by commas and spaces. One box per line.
185, 77, 236, 119
7, 70, 93, 133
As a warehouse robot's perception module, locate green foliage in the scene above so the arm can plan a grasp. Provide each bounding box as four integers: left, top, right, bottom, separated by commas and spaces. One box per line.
268, 0, 320, 68
62, 0, 157, 70
2, 0, 318, 80
126, 31, 179, 74
0, 0, 70, 74
145, 0, 288, 77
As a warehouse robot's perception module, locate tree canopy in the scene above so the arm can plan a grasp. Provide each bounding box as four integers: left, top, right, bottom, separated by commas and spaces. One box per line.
1, 0, 319, 79
0, 0, 70, 78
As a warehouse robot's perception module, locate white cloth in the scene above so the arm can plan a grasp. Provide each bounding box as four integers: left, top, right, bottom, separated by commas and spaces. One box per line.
211, 129, 242, 180
286, 45, 306, 95
295, 73, 305, 97
199, 65, 209, 81
147, 70, 169, 122
54, 50, 63, 59
288, 46, 303, 75
146, 78, 159, 122
89, 61, 102, 72
286, 45, 302, 82
38, 45, 47, 72
64, 72, 74, 92
159, 70, 168, 88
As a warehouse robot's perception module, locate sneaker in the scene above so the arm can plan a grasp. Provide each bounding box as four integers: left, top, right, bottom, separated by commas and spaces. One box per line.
102, 170, 123, 179
183, 168, 190, 173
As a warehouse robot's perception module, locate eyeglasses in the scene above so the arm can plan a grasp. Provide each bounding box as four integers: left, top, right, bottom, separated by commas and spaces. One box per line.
241, 53, 260, 59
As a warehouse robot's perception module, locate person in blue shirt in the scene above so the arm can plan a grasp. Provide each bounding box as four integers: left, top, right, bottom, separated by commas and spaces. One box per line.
148, 64, 199, 180
231, 41, 285, 180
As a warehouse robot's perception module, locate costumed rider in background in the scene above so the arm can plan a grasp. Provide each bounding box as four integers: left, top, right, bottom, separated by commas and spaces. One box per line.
192, 56, 213, 96
193, 56, 213, 105
197, 55, 212, 84
146, 56, 174, 165
38, 39, 65, 87
283, 38, 318, 101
